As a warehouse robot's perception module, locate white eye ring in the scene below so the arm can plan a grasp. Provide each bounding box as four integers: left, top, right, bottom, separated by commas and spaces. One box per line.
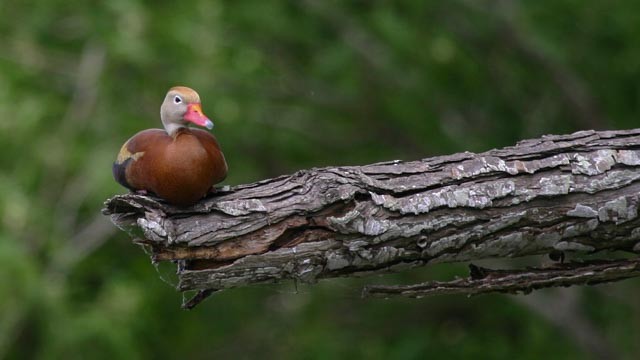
173, 96, 182, 104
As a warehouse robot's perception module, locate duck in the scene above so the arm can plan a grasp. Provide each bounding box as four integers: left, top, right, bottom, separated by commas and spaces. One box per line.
113, 86, 228, 206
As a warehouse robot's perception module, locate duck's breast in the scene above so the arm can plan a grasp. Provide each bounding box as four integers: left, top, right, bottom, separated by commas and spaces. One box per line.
152, 129, 222, 205
191, 128, 228, 184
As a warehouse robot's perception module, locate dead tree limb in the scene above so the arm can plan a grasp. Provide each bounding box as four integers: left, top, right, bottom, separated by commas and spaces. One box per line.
103, 129, 640, 307
362, 258, 640, 299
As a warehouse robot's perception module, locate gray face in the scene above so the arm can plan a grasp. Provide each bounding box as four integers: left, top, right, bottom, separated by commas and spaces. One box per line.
160, 91, 189, 127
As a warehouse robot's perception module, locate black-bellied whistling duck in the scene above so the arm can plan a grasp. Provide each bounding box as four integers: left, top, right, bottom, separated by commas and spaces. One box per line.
113, 86, 228, 206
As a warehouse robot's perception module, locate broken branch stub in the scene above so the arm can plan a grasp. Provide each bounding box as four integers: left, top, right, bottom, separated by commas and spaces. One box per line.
362, 259, 640, 299
103, 129, 640, 295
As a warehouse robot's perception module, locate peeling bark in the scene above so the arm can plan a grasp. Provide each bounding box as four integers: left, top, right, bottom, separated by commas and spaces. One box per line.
103, 129, 640, 301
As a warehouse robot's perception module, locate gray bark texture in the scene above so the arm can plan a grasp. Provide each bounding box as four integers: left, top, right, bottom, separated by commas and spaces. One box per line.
103, 129, 640, 303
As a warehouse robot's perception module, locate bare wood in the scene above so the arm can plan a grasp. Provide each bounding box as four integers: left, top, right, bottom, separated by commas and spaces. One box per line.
104, 129, 640, 298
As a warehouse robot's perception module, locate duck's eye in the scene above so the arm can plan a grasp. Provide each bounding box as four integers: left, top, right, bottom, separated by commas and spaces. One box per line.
173, 96, 182, 104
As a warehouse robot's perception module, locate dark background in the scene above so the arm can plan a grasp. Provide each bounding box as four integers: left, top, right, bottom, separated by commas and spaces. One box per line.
1, 1, 639, 359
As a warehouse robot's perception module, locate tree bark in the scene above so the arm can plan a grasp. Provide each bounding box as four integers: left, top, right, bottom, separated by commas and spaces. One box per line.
103, 129, 640, 305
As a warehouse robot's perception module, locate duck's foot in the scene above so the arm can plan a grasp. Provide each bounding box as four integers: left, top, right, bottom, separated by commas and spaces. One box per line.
208, 186, 218, 195
135, 189, 149, 195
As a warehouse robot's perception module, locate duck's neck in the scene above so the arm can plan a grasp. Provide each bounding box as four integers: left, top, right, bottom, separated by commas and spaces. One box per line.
164, 123, 186, 137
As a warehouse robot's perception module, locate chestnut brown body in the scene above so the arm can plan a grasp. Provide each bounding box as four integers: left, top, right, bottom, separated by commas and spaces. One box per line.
113, 127, 227, 206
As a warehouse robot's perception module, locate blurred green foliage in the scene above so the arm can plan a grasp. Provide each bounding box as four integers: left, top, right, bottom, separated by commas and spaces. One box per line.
1, 0, 639, 359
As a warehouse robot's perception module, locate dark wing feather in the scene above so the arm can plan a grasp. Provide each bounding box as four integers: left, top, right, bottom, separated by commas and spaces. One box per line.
112, 158, 133, 190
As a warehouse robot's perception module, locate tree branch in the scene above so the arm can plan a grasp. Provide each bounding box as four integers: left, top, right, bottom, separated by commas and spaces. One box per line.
103, 129, 640, 306
362, 259, 640, 299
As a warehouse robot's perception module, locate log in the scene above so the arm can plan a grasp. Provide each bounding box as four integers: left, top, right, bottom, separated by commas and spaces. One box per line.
103, 129, 640, 307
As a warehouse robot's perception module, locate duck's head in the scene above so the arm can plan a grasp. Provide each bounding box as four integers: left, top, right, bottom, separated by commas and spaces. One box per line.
160, 86, 213, 135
